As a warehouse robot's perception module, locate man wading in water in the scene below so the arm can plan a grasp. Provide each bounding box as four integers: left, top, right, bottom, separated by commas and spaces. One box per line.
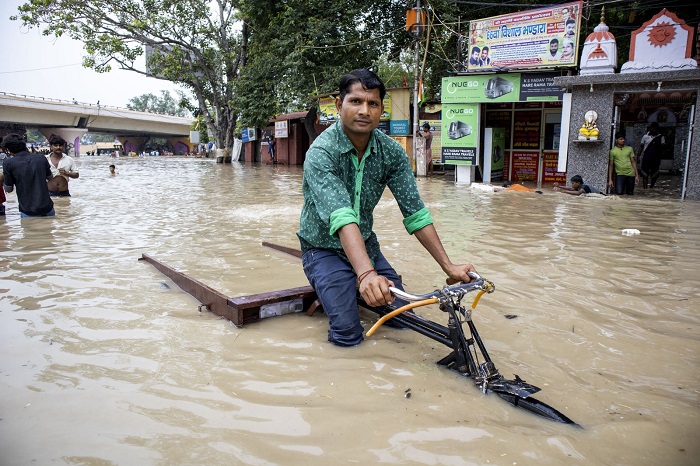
46, 134, 79, 197
297, 69, 477, 347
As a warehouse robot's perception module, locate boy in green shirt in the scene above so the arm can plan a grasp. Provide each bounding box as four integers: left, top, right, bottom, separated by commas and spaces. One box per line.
608, 132, 639, 195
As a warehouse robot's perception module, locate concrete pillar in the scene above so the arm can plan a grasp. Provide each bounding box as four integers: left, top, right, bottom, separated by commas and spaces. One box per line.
39, 128, 87, 157
415, 135, 426, 176
116, 136, 149, 155
455, 165, 475, 185
166, 137, 193, 156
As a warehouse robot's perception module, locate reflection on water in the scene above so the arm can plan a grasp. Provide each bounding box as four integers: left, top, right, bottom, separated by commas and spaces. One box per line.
1, 156, 698, 465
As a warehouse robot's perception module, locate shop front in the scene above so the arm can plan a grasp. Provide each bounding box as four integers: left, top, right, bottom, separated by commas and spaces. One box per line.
443, 0, 584, 185
442, 73, 568, 186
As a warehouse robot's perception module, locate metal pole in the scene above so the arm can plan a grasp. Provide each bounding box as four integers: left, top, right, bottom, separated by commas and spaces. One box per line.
681, 104, 695, 201
412, 0, 421, 174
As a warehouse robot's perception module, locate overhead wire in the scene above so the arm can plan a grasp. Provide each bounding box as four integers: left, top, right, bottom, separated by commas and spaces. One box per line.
0, 63, 83, 74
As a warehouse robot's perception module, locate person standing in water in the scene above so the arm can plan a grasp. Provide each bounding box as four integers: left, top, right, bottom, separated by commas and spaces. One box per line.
46, 134, 79, 197
608, 132, 639, 195
2, 133, 55, 217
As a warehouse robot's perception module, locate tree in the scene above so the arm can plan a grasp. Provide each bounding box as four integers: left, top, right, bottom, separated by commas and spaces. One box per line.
236, 0, 411, 130
127, 90, 190, 117
14, 0, 247, 157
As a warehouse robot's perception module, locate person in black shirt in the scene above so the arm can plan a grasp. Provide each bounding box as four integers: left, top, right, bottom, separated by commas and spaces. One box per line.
553, 175, 598, 196
2, 133, 55, 217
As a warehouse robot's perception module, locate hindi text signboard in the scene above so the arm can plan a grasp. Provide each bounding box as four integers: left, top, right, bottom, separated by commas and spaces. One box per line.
465, 2, 582, 71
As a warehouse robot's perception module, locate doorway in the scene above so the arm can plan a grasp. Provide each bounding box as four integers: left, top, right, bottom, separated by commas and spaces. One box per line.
613, 91, 696, 198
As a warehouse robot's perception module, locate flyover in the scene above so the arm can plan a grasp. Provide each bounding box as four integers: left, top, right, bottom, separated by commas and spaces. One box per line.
0, 92, 196, 156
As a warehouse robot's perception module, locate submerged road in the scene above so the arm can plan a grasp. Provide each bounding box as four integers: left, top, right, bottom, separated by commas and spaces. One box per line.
1, 156, 698, 465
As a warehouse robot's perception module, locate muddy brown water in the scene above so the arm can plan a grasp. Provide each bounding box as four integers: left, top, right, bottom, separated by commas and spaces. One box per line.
1, 156, 698, 465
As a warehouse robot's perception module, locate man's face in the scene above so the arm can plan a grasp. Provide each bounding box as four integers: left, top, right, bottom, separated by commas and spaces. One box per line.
481, 50, 488, 60
561, 9, 570, 20
550, 41, 559, 54
565, 23, 575, 36
50, 143, 65, 154
616, 136, 625, 146
471, 50, 479, 60
571, 181, 582, 190
336, 83, 383, 138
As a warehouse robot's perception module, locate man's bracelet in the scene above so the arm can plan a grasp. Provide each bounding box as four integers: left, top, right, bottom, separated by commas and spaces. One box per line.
357, 269, 377, 288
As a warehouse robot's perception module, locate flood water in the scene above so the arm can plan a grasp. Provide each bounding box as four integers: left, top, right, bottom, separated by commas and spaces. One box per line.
1, 156, 698, 465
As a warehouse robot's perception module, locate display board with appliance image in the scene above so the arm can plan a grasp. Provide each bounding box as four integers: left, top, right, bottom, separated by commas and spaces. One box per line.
441, 103, 479, 165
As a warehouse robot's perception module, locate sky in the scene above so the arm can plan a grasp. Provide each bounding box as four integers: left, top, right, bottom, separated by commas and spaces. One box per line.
0, 0, 182, 108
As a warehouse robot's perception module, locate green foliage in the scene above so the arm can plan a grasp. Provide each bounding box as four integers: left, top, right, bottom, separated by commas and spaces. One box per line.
126, 91, 190, 117
236, 0, 410, 128
24, 129, 46, 144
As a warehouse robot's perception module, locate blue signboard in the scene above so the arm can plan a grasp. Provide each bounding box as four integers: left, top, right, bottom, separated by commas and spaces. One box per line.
390, 120, 410, 136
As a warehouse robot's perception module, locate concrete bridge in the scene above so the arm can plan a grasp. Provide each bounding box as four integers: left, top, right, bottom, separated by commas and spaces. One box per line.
0, 92, 195, 156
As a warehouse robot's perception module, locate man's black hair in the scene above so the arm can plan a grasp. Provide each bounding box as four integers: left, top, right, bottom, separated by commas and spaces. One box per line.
422, 122, 430, 129
338, 69, 386, 102
550, 38, 559, 45
566, 18, 575, 26
571, 175, 584, 184
471, 46, 480, 54
49, 134, 67, 146
1, 133, 27, 154
615, 132, 625, 139
482, 46, 489, 53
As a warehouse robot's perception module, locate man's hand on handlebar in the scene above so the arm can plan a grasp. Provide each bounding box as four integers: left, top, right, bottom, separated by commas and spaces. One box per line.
359, 272, 395, 307
445, 263, 478, 285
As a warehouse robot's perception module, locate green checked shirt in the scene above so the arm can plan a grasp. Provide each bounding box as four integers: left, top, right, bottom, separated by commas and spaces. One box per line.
297, 121, 434, 263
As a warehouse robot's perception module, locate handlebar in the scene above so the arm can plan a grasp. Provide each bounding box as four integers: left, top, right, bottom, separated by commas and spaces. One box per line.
365, 273, 495, 338
388, 272, 494, 303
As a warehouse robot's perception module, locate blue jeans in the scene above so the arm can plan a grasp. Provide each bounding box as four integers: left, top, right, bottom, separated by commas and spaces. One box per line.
20, 208, 55, 218
615, 175, 635, 195
302, 248, 405, 346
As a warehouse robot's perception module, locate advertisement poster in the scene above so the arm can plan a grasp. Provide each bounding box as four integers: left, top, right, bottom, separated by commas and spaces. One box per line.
381, 95, 392, 121
443, 75, 521, 103
512, 151, 539, 181
390, 120, 410, 135
318, 97, 338, 125
519, 73, 564, 101
542, 151, 567, 183
466, 1, 582, 70
513, 110, 541, 149
490, 128, 506, 181
441, 103, 479, 165
274, 120, 288, 138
